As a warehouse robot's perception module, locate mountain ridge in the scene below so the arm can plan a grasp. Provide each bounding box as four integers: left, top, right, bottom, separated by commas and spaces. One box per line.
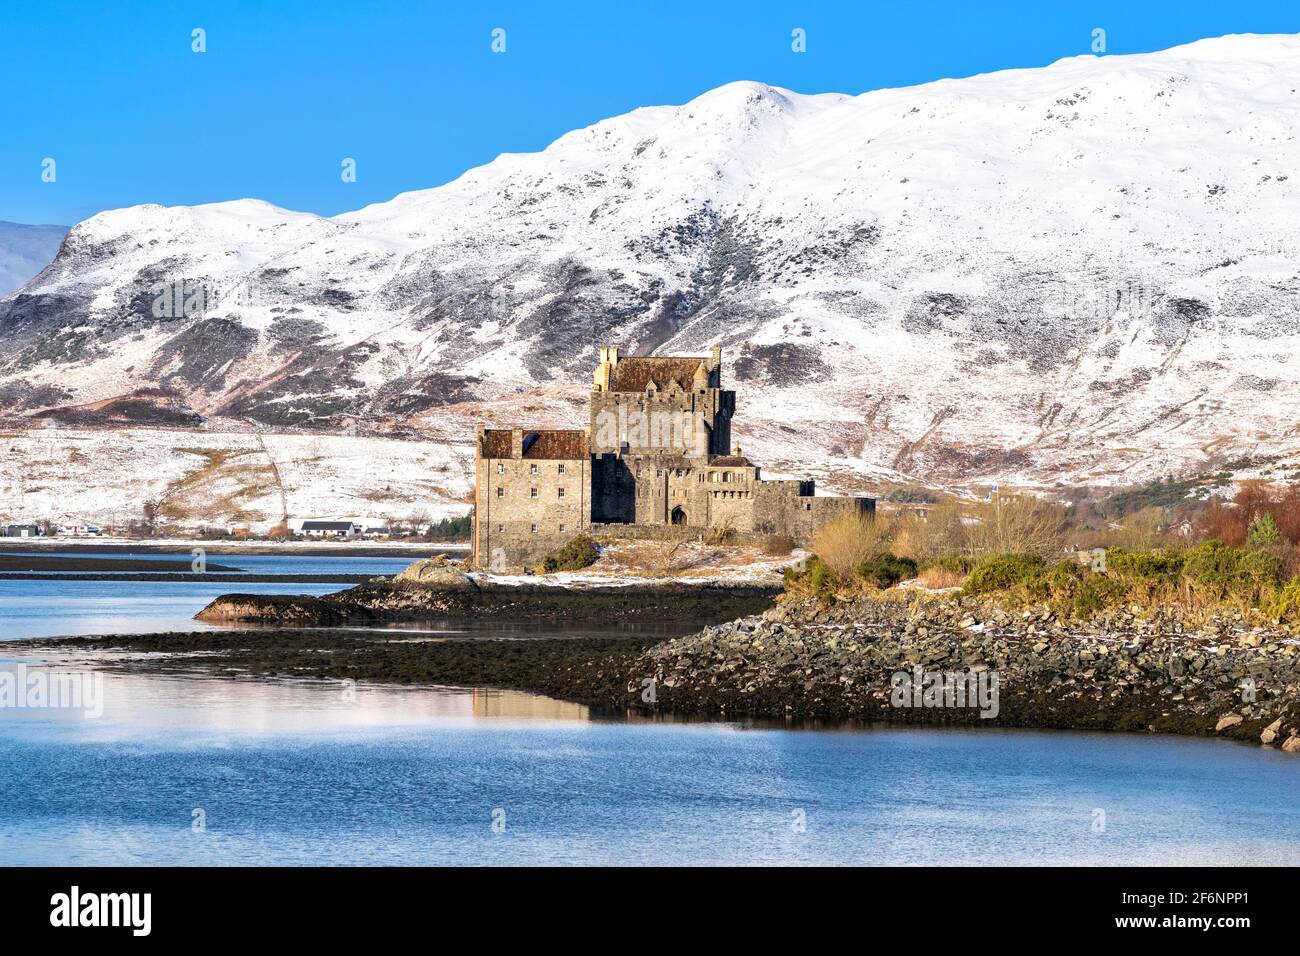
3, 32, 1299, 527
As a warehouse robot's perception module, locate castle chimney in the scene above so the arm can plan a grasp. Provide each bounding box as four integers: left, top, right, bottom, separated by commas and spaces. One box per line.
709, 344, 722, 381
510, 428, 523, 459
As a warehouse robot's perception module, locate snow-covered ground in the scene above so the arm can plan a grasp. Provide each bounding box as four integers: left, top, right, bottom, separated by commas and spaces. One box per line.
468, 540, 802, 588
0, 426, 473, 530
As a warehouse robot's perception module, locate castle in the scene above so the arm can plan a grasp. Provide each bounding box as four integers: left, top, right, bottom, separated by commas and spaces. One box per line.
471, 345, 874, 569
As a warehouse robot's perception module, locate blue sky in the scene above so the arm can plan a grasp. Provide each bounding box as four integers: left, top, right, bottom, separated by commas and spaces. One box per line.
1, 0, 1295, 226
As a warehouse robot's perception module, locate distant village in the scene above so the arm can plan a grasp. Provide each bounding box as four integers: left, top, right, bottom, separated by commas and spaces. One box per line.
0, 513, 473, 542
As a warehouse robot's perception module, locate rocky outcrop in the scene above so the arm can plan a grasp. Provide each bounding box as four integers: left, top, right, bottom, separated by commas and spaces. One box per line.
194, 593, 379, 625
631, 592, 1300, 750
195, 578, 780, 625
393, 556, 477, 587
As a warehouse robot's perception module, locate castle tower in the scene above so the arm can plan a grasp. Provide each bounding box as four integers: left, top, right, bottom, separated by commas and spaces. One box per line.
587, 345, 733, 458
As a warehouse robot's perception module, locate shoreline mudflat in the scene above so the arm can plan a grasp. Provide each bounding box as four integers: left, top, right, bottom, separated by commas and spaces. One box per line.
193, 579, 782, 625
12, 587, 1300, 753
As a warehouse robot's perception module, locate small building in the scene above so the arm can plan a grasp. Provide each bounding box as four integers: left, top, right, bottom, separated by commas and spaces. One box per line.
300, 520, 361, 539
57, 522, 101, 537
3, 524, 41, 538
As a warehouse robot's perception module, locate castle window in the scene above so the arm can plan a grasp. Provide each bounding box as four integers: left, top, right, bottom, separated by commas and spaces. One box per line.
559, 523, 566, 532
497, 524, 503, 532
530, 524, 538, 533
496, 487, 504, 498
530, 488, 538, 498
530, 464, 538, 475
558, 463, 565, 474
497, 463, 504, 474
558, 487, 565, 498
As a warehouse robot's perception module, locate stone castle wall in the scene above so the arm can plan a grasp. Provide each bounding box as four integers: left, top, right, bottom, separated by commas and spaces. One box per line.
472, 346, 875, 570
474, 453, 591, 570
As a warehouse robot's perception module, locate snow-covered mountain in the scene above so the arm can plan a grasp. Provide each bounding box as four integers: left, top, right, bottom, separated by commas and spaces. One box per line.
3, 33, 1300, 523
0, 221, 67, 298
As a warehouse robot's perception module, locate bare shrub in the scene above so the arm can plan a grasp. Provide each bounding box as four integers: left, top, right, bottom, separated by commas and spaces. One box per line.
892, 498, 967, 562
810, 513, 895, 578
704, 515, 738, 546
759, 533, 795, 556
1191, 482, 1300, 547
1106, 506, 1171, 550
616, 540, 705, 576
1195, 498, 1245, 546
965, 494, 1065, 558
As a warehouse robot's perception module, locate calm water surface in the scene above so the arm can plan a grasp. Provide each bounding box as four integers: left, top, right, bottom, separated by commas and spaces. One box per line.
0, 552, 421, 640
2, 556, 1297, 866
2, 663, 1298, 866
1, 550, 420, 576
0, 580, 345, 640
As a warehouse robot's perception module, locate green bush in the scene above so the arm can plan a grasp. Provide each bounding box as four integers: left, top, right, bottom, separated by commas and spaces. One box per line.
782, 555, 837, 599
1105, 547, 1185, 580
962, 553, 1047, 595
1073, 574, 1128, 619
428, 513, 473, 540
856, 554, 918, 589
540, 534, 599, 573
1269, 577, 1300, 622
1184, 540, 1282, 595
1247, 514, 1281, 549
810, 559, 835, 599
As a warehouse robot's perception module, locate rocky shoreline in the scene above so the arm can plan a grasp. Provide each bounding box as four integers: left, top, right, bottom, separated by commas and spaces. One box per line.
636, 592, 1300, 750
20, 588, 1300, 753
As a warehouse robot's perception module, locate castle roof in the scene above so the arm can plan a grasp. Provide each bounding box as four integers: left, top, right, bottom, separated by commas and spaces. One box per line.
480, 429, 588, 460
709, 455, 752, 467
609, 356, 708, 393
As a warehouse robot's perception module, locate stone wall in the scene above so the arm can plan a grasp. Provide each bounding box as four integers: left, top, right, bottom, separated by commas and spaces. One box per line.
475, 455, 591, 569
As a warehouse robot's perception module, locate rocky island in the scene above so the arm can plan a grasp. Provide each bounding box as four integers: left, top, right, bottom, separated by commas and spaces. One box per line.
20, 573, 1300, 756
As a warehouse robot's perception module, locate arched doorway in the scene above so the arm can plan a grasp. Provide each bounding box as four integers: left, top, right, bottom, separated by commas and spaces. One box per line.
671, 506, 687, 526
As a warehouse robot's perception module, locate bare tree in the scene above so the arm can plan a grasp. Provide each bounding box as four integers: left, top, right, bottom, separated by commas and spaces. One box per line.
965, 494, 1065, 558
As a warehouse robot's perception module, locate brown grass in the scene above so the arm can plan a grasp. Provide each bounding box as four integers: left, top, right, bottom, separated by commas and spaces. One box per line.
916, 566, 967, 589
810, 513, 895, 577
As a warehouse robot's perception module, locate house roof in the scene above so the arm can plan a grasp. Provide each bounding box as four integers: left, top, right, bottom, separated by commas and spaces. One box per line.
301, 521, 356, 531
480, 429, 588, 460
609, 357, 708, 393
